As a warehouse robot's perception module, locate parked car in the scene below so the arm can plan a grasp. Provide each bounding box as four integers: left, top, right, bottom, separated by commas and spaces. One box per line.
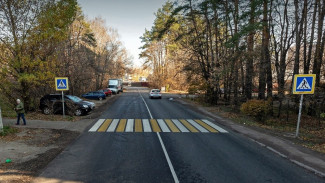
82, 91, 106, 100
83, 100, 95, 110
69, 95, 95, 110
39, 94, 91, 116
98, 88, 112, 96
149, 89, 162, 99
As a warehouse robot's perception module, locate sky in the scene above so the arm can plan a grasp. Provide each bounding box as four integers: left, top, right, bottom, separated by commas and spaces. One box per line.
78, 0, 167, 67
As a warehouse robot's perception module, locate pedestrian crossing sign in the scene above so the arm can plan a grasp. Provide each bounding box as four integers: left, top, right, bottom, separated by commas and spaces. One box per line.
292, 74, 315, 94
55, 77, 69, 91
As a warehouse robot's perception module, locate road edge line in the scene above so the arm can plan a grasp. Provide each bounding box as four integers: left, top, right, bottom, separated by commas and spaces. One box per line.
139, 90, 153, 119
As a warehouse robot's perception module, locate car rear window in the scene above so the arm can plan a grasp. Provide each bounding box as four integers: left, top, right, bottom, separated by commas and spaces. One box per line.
152, 89, 160, 92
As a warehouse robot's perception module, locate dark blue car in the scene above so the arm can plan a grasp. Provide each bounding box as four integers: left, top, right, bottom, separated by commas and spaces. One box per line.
82, 91, 106, 100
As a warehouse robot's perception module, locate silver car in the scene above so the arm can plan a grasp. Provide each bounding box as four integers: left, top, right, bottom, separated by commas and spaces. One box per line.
149, 89, 162, 99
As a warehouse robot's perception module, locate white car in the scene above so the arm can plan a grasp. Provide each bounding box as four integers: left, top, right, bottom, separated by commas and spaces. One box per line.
149, 89, 162, 99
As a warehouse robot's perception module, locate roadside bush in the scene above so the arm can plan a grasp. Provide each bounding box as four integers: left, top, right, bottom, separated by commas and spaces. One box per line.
240, 99, 272, 122
320, 113, 325, 119
0, 126, 18, 136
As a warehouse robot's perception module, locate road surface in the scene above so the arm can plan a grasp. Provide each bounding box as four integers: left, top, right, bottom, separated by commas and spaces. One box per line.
35, 87, 324, 183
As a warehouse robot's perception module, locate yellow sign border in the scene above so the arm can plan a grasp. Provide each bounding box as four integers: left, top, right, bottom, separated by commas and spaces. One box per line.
292, 74, 316, 94
55, 77, 69, 91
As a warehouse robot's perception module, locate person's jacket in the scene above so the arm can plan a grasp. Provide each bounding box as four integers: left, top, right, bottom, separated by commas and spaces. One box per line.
15, 102, 25, 114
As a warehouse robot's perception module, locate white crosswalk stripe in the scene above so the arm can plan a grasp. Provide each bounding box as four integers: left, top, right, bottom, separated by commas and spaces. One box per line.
89, 119, 105, 132
157, 119, 171, 132
125, 119, 134, 132
202, 119, 228, 133
172, 119, 189, 132
142, 119, 152, 132
187, 119, 209, 133
107, 119, 119, 132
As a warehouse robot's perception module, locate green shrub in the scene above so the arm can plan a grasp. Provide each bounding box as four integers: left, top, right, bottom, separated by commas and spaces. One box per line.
240, 99, 272, 122
0, 126, 18, 136
320, 113, 325, 119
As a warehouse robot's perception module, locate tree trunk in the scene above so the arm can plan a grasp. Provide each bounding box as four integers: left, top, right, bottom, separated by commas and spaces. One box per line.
305, 0, 318, 74
245, 0, 255, 100
312, 0, 325, 87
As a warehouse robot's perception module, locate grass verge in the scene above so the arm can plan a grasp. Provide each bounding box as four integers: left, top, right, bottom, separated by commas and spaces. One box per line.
0, 126, 18, 136
184, 98, 325, 154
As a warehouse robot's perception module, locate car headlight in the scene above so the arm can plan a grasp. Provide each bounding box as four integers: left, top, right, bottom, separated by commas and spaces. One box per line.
83, 105, 89, 108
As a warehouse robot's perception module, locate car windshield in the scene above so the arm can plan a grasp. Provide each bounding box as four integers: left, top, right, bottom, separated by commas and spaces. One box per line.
66, 95, 82, 102
108, 85, 117, 88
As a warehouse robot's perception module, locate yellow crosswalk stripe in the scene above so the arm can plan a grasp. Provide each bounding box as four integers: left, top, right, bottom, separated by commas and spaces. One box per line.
135, 119, 142, 132
98, 119, 113, 132
194, 119, 218, 133
164, 119, 180, 132
116, 119, 127, 132
150, 119, 161, 132
179, 119, 199, 132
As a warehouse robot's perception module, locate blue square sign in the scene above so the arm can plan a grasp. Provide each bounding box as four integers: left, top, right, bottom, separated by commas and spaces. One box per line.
55, 77, 69, 91
293, 74, 315, 94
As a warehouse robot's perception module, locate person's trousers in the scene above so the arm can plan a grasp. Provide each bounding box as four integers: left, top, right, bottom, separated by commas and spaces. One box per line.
17, 113, 26, 125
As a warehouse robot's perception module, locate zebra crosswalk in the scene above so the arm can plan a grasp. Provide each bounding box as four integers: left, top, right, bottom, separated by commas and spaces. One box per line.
88, 119, 228, 133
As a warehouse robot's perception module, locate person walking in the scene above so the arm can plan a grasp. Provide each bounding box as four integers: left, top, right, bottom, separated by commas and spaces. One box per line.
14, 99, 26, 125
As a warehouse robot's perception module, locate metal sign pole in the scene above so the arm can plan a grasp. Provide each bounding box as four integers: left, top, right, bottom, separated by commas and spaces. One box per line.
0, 107, 3, 133
62, 91, 65, 117
295, 94, 304, 138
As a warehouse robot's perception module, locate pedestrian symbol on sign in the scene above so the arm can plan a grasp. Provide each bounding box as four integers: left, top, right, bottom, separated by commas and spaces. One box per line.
58, 80, 66, 88
297, 78, 311, 90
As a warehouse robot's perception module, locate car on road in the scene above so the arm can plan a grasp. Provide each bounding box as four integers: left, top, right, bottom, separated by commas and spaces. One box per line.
98, 88, 112, 96
82, 91, 106, 100
149, 89, 162, 99
40, 94, 91, 116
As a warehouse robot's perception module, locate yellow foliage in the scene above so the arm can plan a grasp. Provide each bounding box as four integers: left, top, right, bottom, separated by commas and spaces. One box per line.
240, 99, 272, 122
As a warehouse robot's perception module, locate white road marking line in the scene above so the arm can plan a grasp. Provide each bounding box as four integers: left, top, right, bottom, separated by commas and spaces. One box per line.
139, 90, 179, 183
89, 119, 105, 132
139, 90, 153, 119
157, 132, 179, 183
202, 119, 228, 133
107, 119, 119, 132
157, 119, 171, 132
187, 119, 209, 132
125, 119, 134, 132
142, 119, 152, 132
172, 119, 189, 132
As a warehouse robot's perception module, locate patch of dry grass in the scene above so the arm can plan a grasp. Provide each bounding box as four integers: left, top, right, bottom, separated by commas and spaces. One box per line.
183, 98, 325, 154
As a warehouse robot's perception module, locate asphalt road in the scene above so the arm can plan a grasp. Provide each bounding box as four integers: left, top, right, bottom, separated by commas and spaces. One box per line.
36, 87, 324, 183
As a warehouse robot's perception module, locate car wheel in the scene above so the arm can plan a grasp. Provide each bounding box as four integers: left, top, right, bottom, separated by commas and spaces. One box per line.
98, 97, 103, 101
159, 97, 162, 99
43, 107, 51, 115
75, 109, 82, 116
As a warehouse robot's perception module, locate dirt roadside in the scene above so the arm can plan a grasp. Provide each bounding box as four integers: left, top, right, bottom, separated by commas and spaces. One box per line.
0, 94, 120, 183
0, 128, 79, 183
